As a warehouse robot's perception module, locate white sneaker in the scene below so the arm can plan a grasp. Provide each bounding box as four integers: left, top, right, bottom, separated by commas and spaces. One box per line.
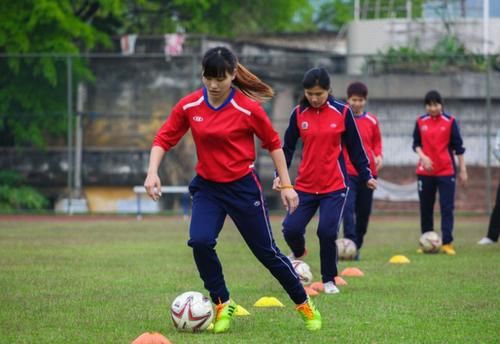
477, 237, 495, 245
323, 281, 340, 294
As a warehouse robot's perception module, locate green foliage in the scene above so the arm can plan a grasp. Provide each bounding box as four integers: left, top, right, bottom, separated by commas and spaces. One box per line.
109, 0, 315, 36
0, 170, 23, 186
365, 35, 487, 74
0, 0, 316, 147
0, 171, 48, 211
316, 0, 354, 30
0, 0, 118, 147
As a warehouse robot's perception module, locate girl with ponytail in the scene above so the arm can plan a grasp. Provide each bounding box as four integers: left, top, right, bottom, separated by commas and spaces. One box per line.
144, 46, 322, 333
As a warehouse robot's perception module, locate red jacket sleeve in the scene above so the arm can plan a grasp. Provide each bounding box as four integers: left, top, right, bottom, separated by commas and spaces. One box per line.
372, 119, 383, 157
249, 103, 282, 152
152, 102, 190, 151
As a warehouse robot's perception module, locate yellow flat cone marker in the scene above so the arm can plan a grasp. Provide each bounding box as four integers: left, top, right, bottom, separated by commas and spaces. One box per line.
340, 267, 364, 277
234, 304, 250, 316
309, 282, 324, 292
254, 296, 284, 307
389, 255, 410, 264
335, 276, 348, 285
304, 286, 319, 297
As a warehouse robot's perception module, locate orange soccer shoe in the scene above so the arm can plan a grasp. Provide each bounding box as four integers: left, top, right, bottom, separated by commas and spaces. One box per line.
440, 244, 456, 255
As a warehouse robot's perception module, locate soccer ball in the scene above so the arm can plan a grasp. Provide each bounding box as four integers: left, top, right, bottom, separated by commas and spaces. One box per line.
419, 231, 442, 253
291, 259, 313, 285
336, 238, 357, 260
170, 291, 214, 332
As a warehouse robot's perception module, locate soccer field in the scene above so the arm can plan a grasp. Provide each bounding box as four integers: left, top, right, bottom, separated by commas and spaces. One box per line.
0, 216, 498, 344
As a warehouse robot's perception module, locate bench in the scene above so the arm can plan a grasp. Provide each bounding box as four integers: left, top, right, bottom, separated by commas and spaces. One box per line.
133, 186, 190, 220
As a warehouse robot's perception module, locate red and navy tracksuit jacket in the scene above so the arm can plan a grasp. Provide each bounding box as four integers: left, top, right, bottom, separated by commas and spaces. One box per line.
412, 112, 466, 244
412, 113, 465, 176
344, 112, 382, 177
153, 87, 307, 305
282, 96, 373, 194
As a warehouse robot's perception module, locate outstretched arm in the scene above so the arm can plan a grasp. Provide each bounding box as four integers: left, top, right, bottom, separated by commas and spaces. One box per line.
270, 148, 299, 214
144, 146, 166, 201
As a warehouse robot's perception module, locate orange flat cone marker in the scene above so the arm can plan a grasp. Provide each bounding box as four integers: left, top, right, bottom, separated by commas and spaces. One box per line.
132, 332, 172, 344
340, 267, 364, 277
309, 282, 324, 292
389, 255, 410, 264
304, 286, 319, 297
335, 276, 348, 285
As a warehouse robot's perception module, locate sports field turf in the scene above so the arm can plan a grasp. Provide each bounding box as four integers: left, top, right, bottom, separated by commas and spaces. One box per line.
0, 215, 498, 343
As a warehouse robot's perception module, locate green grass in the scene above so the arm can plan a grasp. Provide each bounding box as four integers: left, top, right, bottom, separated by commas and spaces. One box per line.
0, 216, 498, 344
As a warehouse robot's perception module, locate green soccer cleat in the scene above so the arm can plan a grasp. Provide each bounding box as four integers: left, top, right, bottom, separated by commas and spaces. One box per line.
296, 298, 322, 331
213, 300, 237, 333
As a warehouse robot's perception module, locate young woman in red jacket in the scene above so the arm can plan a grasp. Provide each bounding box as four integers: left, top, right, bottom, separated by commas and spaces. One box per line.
274, 68, 376, 294
342, 82, 383, 260
144, 47, 321, 333
413, 90, 467, 255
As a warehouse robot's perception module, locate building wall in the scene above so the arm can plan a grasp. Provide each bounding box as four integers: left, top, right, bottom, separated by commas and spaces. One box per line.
347, 18, 500, 74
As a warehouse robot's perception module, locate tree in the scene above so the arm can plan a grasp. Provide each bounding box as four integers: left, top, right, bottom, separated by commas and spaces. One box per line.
0, 0, 123, 147
96, 0, 315, 37
0, 0, 315, 147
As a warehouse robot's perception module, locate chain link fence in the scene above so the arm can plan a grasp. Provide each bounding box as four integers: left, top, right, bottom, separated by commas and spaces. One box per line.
1, 51, 499, 213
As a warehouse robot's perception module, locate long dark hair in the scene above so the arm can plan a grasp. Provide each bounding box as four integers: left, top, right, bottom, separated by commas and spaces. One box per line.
300, 67, 331, 107
202, 47, 274, 102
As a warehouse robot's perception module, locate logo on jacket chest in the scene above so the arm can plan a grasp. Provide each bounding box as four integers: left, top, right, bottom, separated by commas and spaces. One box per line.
192, 115, 204, 122
301, 121, 309, 130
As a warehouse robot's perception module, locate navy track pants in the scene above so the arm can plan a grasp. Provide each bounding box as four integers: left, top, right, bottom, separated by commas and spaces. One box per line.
187, 172, 307, 305
343, 175, 374, 249
282, 189, 348, 283
417, 175, 456, 244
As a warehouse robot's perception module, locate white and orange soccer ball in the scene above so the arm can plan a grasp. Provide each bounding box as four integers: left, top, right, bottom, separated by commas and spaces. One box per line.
170, 291, 214, 332
419, 231, 442, 253
336, 238, 357, 260
291, 259, 313, 285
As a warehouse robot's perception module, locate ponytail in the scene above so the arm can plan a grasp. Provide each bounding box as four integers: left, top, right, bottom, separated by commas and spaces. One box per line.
234, 63, 274, 102
202, 46, 274, 103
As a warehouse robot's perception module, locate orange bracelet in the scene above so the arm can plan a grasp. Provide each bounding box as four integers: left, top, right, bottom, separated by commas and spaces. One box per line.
279, 184, 294, 189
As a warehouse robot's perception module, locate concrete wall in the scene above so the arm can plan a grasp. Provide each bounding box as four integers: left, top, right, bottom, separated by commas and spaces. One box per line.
347, 18, 500, 74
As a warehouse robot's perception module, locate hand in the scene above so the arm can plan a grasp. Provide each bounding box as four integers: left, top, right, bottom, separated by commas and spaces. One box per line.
366, 178, 377, 190
272, 176, 281, 191
281, 188, 299, 214
458, 169, 468, 186
374, 156, 383, 172
144, 172, 162, 201
420, 155, 433, 171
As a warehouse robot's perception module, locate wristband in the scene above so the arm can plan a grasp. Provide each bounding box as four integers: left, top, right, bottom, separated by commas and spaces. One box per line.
279, 185, 294, 189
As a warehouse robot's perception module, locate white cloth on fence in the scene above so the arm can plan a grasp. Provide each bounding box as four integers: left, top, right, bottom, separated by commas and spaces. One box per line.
120, 34, 138, 55
373, 178, 418, 202
164, 33, 185, 57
